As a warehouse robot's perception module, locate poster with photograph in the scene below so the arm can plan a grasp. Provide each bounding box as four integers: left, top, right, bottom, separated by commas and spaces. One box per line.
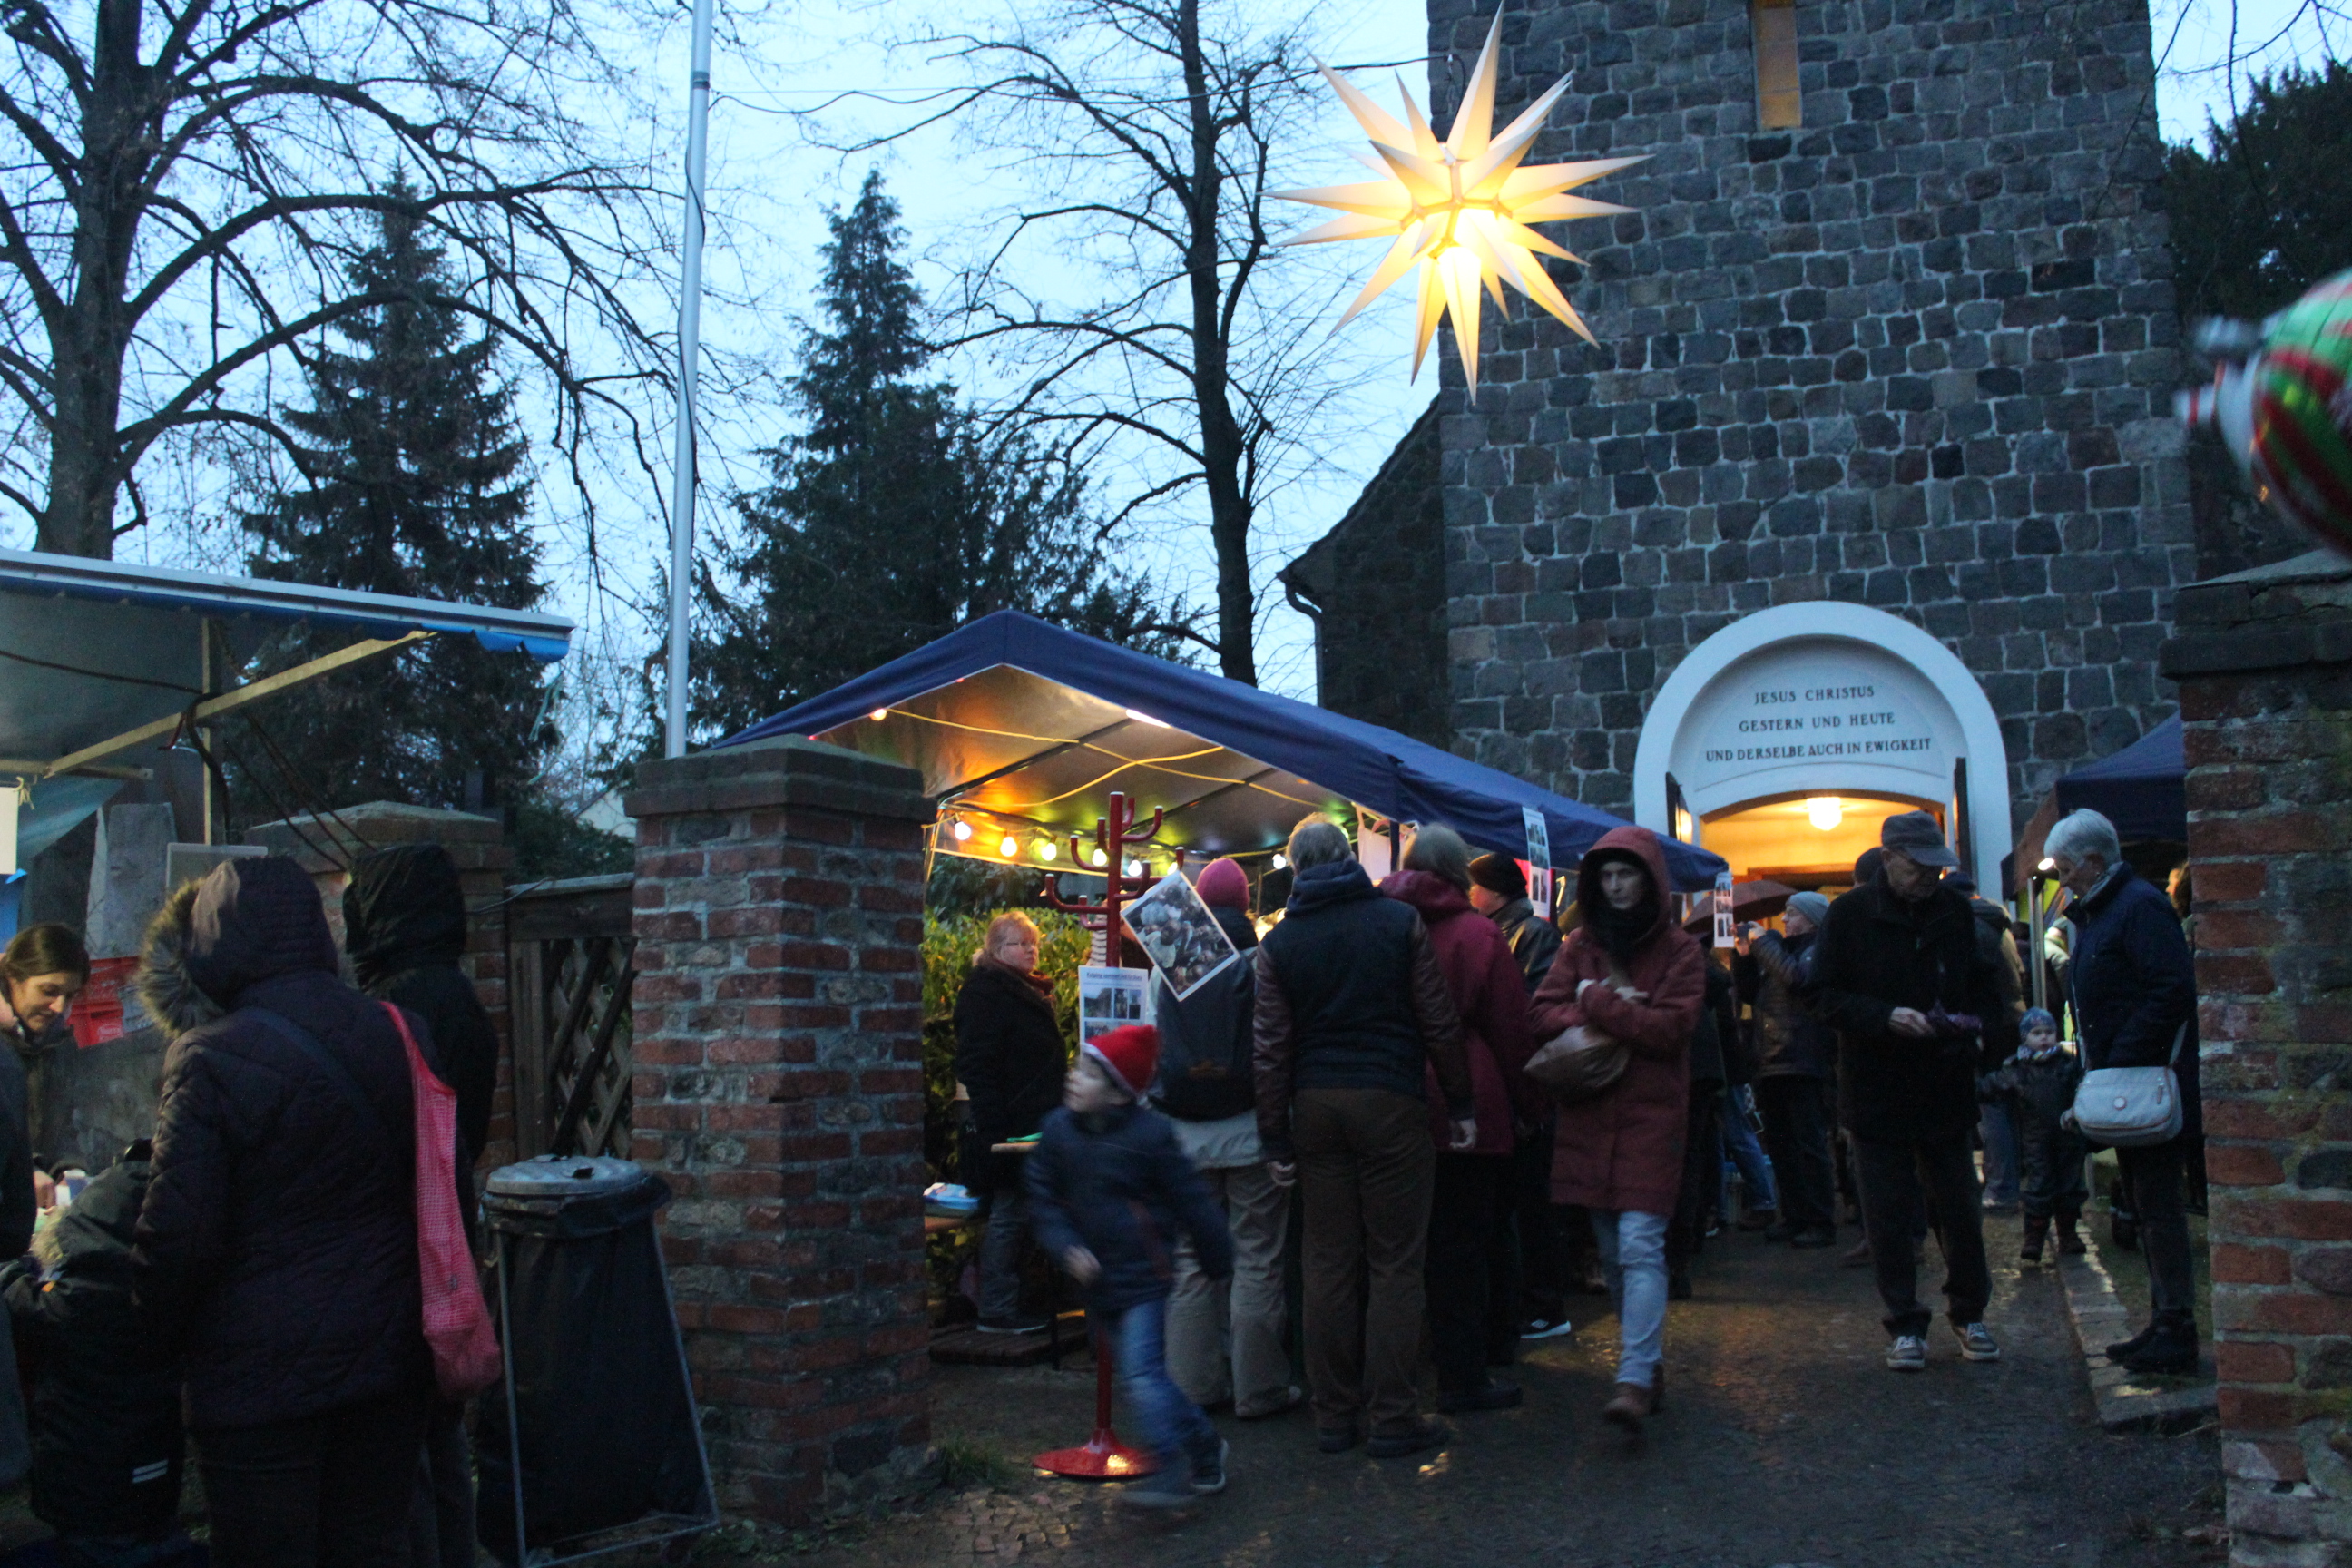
1078, 965, 1152, 1038
1121, 869, 1241, 1001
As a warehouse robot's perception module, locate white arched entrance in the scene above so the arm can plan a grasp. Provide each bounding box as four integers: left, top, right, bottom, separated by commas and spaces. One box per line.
1632, 603, 2010, 883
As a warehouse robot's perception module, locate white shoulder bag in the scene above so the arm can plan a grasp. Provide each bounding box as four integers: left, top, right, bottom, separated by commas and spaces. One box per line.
2068, 1024, 2188, 1148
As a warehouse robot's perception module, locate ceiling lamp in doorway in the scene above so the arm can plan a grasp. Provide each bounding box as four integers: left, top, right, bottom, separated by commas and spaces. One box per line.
1274, 11, 1644, 394
1807, 797, 1845, 832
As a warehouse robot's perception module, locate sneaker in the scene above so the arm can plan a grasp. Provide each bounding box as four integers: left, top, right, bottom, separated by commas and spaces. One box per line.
1522, 1316, 1574, 1340
1234, 1385, 1304, 1421
1118, 1465, 1199, 1510
1365, 1417, 1450, 1459
1436, 1381, 1523, 1414
1191, 1437, 1230, 1494
1886, 1334, 1928, 1372
1954, 1322, 2002, 1362
975, 1314, 1047, 1335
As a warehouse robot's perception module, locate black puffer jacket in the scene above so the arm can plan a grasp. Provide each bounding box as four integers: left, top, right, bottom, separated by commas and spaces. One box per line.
953, 961, 1066, 1193
130, 857, 430, 1430
345, 845, 498, 1162
5, 1142, 182, 1535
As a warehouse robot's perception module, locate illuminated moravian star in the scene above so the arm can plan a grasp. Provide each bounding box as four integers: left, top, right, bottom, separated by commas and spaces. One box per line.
1274, 12, 1644, 393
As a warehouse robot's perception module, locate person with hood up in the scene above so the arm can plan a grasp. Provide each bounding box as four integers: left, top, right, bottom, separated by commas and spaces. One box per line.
132, 857, 434, 1567
1253, 817, 1474, 1461
1735, 891, 1838, 1248
340, 844, 495, 1568
1382, 826, 1539, 1414
1528, 827, 1705, 1432
1808, 812, 2013, 1374
1153, 858, 1299, 1421
954, 912, 1065, 1333
5, 1139, 199, 1568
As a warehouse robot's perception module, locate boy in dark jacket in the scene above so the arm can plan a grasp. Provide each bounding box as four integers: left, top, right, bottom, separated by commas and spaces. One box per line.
1028, 1025, 1234, 1510
1980, 1008, 2088, 1263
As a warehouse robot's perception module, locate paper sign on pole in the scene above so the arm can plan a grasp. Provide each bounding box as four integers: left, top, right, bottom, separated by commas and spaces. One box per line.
1522, 806, 1553, 917
1712, 870, 1737, 948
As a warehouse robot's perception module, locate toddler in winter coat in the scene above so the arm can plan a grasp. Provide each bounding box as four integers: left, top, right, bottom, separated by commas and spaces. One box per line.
1979, 1008, 2087, 1262
1027, 1024, 1234, 1510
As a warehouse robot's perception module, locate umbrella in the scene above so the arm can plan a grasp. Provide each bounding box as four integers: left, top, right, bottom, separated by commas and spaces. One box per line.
1681, 879, 1798, 936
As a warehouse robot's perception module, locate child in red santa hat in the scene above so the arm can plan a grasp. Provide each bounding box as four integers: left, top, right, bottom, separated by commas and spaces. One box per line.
1026, 1024, 1236, 1508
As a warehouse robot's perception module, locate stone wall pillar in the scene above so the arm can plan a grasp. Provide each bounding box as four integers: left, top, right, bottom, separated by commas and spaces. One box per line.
245, 802, 520, 1167
623, 736, 935, 1522
2161, 553, 2352, 1567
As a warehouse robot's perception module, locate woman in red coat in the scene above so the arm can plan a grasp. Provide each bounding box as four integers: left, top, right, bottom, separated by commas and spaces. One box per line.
1529, 826, 1704, 1430
1381, 827, 1539, 1416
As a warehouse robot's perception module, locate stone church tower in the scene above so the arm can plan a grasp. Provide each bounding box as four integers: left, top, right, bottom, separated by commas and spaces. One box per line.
1286, 0, 2197, 881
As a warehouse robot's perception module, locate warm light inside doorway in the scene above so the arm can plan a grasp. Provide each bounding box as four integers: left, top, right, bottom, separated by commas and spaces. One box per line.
1806, 796, 1845, 831
1700, 793, 1940, 886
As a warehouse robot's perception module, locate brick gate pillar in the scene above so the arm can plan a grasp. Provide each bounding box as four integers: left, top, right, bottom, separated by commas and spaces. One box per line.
623, 736, 936, 1521
2162, 554, 2352, 1567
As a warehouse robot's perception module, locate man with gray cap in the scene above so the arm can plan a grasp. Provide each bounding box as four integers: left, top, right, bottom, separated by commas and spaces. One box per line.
1809, 811, 2017, 1372
1735, 890, 1838, 1247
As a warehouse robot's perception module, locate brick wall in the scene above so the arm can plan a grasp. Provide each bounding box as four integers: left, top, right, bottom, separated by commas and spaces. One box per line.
245, 802, 520, 1169
624, 736, 937, 1521
2161, 551, 2352, 1567
1428, 0, 2190, 831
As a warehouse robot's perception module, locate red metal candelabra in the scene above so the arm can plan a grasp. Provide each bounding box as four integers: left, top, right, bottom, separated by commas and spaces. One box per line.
1030, 790, 1181, 1482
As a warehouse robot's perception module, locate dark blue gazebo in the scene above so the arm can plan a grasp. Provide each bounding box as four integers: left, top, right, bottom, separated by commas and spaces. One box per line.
720, 612, 1725, 889
2053, 715, 2185, 844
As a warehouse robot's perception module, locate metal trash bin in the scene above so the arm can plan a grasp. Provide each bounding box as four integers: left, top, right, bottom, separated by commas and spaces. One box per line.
475, 1155, 715, 1565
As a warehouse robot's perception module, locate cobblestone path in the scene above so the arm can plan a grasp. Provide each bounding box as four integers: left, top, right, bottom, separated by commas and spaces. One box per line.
753, 1216, 2221, 1568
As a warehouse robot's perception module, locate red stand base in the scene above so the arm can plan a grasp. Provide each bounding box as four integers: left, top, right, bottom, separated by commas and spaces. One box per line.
1034, 1329, 1157, 1480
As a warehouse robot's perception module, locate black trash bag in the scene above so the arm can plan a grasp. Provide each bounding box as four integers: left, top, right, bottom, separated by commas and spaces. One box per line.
475, 1171, 708, 1563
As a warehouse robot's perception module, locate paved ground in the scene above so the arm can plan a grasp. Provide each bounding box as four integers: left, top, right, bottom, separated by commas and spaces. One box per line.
710, 1213, 2223, 1568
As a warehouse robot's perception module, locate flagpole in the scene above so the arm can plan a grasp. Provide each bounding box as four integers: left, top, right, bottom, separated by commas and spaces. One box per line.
663, 0, 716, 759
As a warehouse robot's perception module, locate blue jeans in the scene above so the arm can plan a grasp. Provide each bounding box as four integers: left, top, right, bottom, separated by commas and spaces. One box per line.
1588, 1210, 1670, 1390
1720, 1086, 1778, 1215
1980, 1101, 2021, 1206
1100, 1298, 1215, 1469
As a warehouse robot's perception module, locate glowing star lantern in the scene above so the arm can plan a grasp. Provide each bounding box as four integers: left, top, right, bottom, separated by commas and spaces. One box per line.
1274, 12, 1644, 392
2179, 268, 2352, 559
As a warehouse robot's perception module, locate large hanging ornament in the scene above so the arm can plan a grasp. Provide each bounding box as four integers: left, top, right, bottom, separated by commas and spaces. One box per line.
2178, 269, 2352, 558
1273, 12, 1643, 393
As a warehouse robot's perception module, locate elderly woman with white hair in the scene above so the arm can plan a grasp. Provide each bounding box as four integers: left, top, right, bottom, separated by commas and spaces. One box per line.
2046, 807, 2202, 1375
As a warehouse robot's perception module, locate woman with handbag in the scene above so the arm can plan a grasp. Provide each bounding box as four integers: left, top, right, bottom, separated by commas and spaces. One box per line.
1527, 827, 1704, 1432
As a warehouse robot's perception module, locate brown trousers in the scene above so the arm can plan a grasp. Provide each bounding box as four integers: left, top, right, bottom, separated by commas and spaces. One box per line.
1294, 1087, 1436, 1436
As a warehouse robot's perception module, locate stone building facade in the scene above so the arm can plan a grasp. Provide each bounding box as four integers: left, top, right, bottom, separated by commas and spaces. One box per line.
1300, 0, 2207, 858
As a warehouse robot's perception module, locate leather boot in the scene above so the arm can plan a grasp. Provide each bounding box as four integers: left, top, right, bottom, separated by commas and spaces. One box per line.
2119, 1311, 2199, 1376
1602, 1380, 1657, 1430
2106, 1318, 2159, 1361
2019, 1216, 2049, 1264
2056, 1217, 2087, 1256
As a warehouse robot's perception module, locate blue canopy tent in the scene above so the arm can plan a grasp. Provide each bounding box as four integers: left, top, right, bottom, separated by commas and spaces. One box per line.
719, 611, 1725, 890
2053, 715, 2186, 844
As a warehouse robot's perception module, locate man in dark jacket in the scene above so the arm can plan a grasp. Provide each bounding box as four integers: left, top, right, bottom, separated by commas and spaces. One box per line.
1467, 853, 1560, 991
342, 845, 493, 1568
1253, 818, 1473, 1460
2049, 808, 2202, 1374
1738, 890, 1838, 1246
1809, 812, 2014, 1373
132, 856, 433, 1568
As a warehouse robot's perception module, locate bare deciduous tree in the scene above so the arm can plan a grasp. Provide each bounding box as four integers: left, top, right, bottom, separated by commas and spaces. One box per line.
0, 0, 667, 557
838, 0, 1381, 684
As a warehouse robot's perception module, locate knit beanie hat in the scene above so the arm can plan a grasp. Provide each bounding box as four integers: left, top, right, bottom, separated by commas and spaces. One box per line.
1786, 891, 1831, 928
2020, 1007, 2059, 1037
1467, 852, 1527, 900
1195, 858, 1250, 911
1083, 1024, 1161, 1100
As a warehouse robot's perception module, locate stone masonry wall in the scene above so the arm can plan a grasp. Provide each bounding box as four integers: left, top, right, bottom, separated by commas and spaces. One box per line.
246, 802, 521, 1170
624, 736, 937, 1522
2161, 554, 2352, 1568
1430, 0, 2192, 832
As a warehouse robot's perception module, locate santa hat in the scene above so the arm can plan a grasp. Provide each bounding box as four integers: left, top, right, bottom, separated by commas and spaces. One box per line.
1082, 1024, 1161, 1100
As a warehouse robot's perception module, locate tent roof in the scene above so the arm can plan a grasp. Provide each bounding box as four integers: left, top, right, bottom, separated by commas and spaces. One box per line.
2053, 715, 2184, 845
720, 611, 1726, 889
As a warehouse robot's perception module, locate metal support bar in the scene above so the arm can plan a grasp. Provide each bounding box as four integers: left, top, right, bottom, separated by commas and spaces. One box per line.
42, 631, 429, 779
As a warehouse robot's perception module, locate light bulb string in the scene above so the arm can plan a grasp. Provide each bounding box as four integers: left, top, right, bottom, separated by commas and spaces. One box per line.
888, 707, 1328, 812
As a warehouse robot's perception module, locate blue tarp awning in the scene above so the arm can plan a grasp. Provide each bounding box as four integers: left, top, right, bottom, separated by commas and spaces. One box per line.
720, 612, 1725, 889
2053, 715, 2185, 844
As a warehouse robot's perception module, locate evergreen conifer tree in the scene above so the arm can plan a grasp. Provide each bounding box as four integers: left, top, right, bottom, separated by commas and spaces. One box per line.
241, 185, 554, 820
696, 172, 1177, 737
